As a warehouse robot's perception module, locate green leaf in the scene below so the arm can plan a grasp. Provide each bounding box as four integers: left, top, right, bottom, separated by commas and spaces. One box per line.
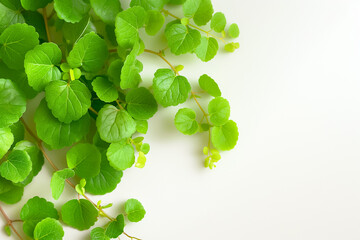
130, 0, 166, 10
224, 42, 239, 52
22, 11, 47, 41
0, 127, 13, 159
0, 61, 37, 99
13, 140, 44, 187
153, 69, 191, 107
182, 0, 201, 18
0, 23, 39, 70
4, 224, 11, 236
24, 42, 62, 91
0, 176, 23, 204
135, 119, 148, 134
50, 168, 75, 200
67, 32, 108, 72
211, 120, 238, 151
0, 0, 21, 10
168, 0, 185, 4
105, 214, 124, 238
0, 79, 27, 128
174, 108, 199, 135
86, 151, 123, 195
208, 97, 230, 126
54, 0, 90, 23
106, 142, 135, 171
165, 23, 201, 55
33, 218, 64, 240
210, 12, 226, 33
96, 104, 136, 143
91, 227, 110, 240
34, 99, 90, 149
0, 2, 25, 34
126, 87, 158, 120
20, 0, 52, 11
90, 0, 122, 25
61, 199, 98, 230
20, 196, 59, 238
120, 42, 143, 89
108, 59, 123, 85
198, 74, 221, 97
115, 6, 147, 49
192, 0, 213, 26
62, 16, 93, 45
145, 10, 165, 36
9, 121, 24, 148
92, 77, 118, 103
140, 143, 150, 154
45, 80, 91, 123
124, 198, 146, 222
228, 23, 240, 38
0, 150, 31, 183
195, 37, 218, 62
66, 143, 101, 178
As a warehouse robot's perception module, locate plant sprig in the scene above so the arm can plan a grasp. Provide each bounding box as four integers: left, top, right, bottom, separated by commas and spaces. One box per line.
0, 0, 240, 239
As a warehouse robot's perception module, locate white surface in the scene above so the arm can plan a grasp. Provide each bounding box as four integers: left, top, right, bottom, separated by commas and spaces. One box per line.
2, 0, 360, 239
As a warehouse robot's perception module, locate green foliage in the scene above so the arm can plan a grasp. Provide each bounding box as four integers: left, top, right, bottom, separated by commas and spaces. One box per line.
208, 97, 230, 126
165, 23, 201, 55
50, 168, 75, 200
0, 23, 39, 70
0, 150, 32, 183
90, 0, 123, 25
153, 69, 191, 107
9, 121, 24, 148
0, 176, 23, 204
33, 218, 64, 240
91, 227, 110, 240
0, 127, 13, 159
211, 12, 226, 33
120, 42, 143, 89
195, 37, 219, 62
20, 0, 52, 11
124, 198, 146, 222
228, 23, 240, 38
198, 74, 221, 97
54, 0, 90, 23
67, 32, 109, 72
61, 199, 98, 230
131, 0, 166, 11
136, 120, 148, 134
126, 87, 158, 120
20, 196, 59, 238
0, 2, 25, 34
174, 108, 199, 135
24, 42, 62, 91
145, 10, 165, 36
183, 0, 213, 26
105, 214, 125, 238
62, 16, 92, 45
107, 142, 135, 171
92, 77, 118, 103
66, 143, 101, 178
211, 120, 239, 151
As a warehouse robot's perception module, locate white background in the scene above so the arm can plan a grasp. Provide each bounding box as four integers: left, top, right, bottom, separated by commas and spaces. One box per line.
1, 0, 360, 239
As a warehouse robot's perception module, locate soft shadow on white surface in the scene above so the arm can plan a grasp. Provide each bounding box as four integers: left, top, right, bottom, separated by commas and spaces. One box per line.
1, 0, 360, 240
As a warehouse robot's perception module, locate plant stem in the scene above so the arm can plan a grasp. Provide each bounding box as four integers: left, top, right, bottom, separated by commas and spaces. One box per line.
20, 118, 141, 240
162, 9, 226, 44
89, 107, 99, 115
143, 49, 179, 75
42, 7, 52, 42
0, 205, 24, 240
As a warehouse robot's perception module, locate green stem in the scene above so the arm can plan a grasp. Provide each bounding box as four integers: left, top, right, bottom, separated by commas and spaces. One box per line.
143, 49, 179, 75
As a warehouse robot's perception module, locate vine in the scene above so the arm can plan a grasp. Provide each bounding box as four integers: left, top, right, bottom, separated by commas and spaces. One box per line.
0, 0, 240, 239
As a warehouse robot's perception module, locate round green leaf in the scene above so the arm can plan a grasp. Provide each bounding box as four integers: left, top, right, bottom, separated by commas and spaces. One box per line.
115, 6, 147, 48
45, 80, 91, 123
67, 32, 108, 72
211, 120, 239, 151
0, 2, 25, 34
210, 12, 226, 33
0, 79, 27, 128
0, 150, 31, 183
182, 0, 201, 18
208, 97, 231, 126
195, 37, 218, 62
54, 0, 90, 23
92, 77, 118, 103
50, 168, 75, 200
34, 218, 64, 240
20, 196, 59, 238
22, 11, 47, 41
165, 23, 201, 55
135, 119, 148, 134
174, 108, 199, 135
61, 199, 98, 230
91, 227, 110, 240
106, 142, 135, 171
228, 23, 240, 38
0, 127, 13, 159
62, 16, 93, 45
192, 0, 213, 26
20, 0, 52, 11
107, 59, 123, 86
130, 0, 166, 11
96, 105, 136, 143
120, 41, 142, 89
198, 74, 221, 97
0, 176, 23, 204
86, 151, 123, 195
9, 121, 24, 148
105, 214, 124, 238
24, 42, 62, 91
145, 10, 165, 36
167, 0, 185, 4
66, 143, 101, 178
153, 69, 191, 107
126, 87, 158, 120
34, 99, 90, 149
0, 23, 39, 70
90, 0, 122, 25
124, 198, 146, 222
0, 0, 22, 10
